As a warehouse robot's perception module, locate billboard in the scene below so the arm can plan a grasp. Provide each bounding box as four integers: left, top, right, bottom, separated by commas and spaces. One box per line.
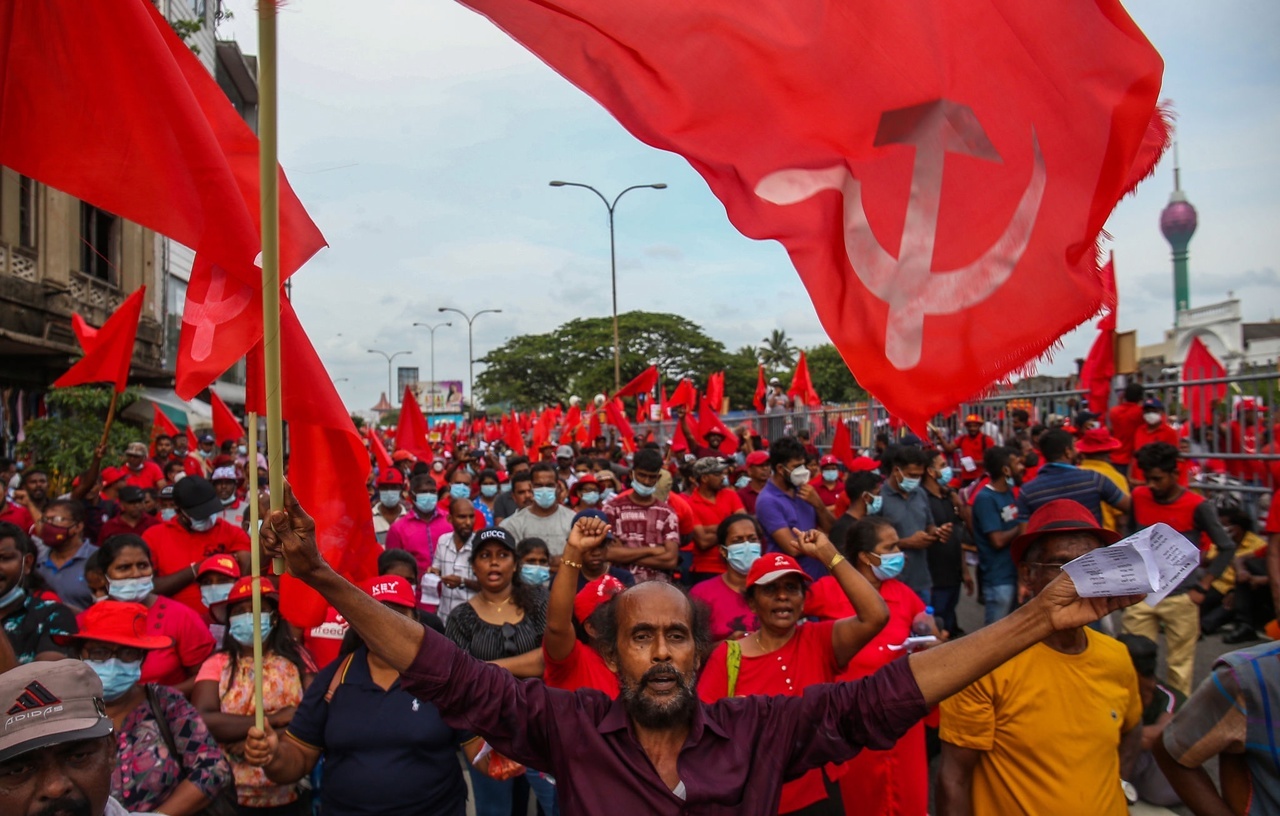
416, 380, 464, 413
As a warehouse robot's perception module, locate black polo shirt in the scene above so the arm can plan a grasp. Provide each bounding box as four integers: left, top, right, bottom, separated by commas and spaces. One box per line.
287, 645, 470, 816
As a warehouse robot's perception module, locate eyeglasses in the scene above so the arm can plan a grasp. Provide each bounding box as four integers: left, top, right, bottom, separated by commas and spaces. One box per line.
81, 646, 145, 663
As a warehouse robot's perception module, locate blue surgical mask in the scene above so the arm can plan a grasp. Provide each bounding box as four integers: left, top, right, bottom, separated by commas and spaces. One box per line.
85, 658, 142, 702
866, 494, 883, 515
200, 583, 233, 609
532, 487, 558, 509
822, 468, 840, 483
601, 488, 616, 500
229, 612, 274, 645
160, 508, 177, 522
480, 484, 498, 499
237, 445, 248, 456
579, 491, 600, 506
450, 484, 471, 501
0, 584, 25, 609
937, 467, 954, 486
735, 476, 750, 490
499, 483, 513, 494
107, 576, 153, 603
188, 515, 215, 533
379, 490, 402, 507
632, 480, 656, 498
896, 471, 921, 492
520, 565, 551, 586
724, 541, 762, 575
414, 493, 438, 514
871, 552, 905, 581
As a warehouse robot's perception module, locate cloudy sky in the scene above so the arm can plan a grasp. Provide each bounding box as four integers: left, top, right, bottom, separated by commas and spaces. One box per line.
217, 1, 1279, 412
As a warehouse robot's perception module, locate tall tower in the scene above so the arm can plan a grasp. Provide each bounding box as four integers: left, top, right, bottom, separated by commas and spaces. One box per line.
1159, 143, 1197, 324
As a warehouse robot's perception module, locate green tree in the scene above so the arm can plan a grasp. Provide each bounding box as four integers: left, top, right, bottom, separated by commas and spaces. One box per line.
378, 409, 400, 428
349, 413, 366, 431
759, 329, 796, 370
17, 387, 143, 492
794, 343, 868, 404
722, 345, 763, 412
477, 311, 735, 410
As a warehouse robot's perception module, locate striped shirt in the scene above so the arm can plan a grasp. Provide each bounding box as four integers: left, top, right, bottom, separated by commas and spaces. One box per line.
1015, 463, 1125, 525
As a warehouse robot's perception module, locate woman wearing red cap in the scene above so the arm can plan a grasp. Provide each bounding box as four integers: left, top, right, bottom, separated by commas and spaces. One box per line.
69, 600, 232, 814
241, 576, 482, 816
698, 531, 888, 815
193, 576, 316, 814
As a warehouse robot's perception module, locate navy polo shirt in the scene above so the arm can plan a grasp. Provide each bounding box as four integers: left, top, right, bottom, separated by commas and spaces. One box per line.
287, 645, 470, 816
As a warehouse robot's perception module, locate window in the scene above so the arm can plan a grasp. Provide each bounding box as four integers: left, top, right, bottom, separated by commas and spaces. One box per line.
18, 175, 36, 248
79, 203, 120, 284
194, 0, 207, 19
164, 275, 187, 369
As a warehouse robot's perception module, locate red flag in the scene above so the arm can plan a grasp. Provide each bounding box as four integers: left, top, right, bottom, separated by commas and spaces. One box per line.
185, 427, 200, 452
659, 382, 669, 417
209, 391, 245, 446
460, 0, 1164, 431
604, 399, 636, 444
754, 365, 767, 413
788, 351, 821, 408
395, 388, 430, 459
705, 371, 725, 414
367, 427, 393, 472
697, 395, 739, 454
831, 418, 855, 469
560, 405, 583, 440
53, 287, 146, 393
1182, 337, 1226, 426
587, 409, 602, 444
1078, 256, 1117, 413
614, 365, 659, 400
667, 379, 698, 413
149, 403, 182, 457
503, 415, 527, 456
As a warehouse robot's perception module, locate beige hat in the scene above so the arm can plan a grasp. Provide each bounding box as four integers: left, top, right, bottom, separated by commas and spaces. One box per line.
125, 441, 148, 457
0, 661, 113, 763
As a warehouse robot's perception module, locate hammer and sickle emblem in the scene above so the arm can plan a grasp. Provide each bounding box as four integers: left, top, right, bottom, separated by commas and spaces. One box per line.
756, 100, 1046, 370
182, 264, 253, 363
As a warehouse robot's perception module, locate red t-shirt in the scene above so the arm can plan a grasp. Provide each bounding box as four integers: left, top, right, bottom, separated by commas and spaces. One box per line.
144, 519, 251, 613
665, 491, 695, 538
124, 461, 166, 490
736, 484, 764, 515
543, 639, 618, 695
1131, 486, 1213, 551
955, 434, 994, 482
303, 606, 348, 671
138, 596, 216, 687
688, 489, 745, 574
1130, 422, 1179, 482
98, 513, 158, 544
689, 573, 756, 641
0, 501, 34, 532
182, 455, 207, 478
1108, 402, 1144, 465
811, 478, 846, 509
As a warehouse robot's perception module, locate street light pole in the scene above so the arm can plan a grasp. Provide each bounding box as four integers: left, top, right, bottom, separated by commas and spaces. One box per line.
367, 348, 412, 403
412, 321, 453, 415
437, 308, 502, 417
549, 180, 667, 391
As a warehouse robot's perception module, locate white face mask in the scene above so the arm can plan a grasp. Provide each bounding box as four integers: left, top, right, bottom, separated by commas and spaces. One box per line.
788, 466, 811, 488
1143, 412, 1162, 425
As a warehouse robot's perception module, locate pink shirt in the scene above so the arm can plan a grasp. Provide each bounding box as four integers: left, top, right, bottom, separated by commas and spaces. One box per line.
384, 508, 452, 579
690, 574, 756, 641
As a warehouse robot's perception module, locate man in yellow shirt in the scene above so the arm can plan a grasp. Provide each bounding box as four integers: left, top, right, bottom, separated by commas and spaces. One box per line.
937, 499, 1143, 815
1076, 427, 1130, 534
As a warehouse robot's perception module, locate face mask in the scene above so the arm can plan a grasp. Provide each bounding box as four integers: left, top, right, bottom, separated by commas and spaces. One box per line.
788, 466, 811, 488
724, 541, 762, 575
579, 491, 600, 506
200, 583, 233, 608
219, 495, 236, 507
532, 487, 558, 509
379, 490, 402, 507
632, 480, 656, 498
432, 462, 445, 473
188, 515, 215, 533
896, 471, 921, 492
128, 460, 143, 471
449, 484, 471, 501
499, 483, 513, 494
229, 612, 274, 645
85, 658, 142, 702
480, 484, 498, 499
160, 508, 177, 522
414, 493, 438, 514
735, 476, 750, 490
870, 551, 905, 581
1143, 412, 1161, 425
822, 468, 840, 483
198, 448, 211, 458
38, 523, 73, 547
108, 576, 153, 603
520, 565, 551, 586
937, 467, 954, 486
237, 445, 248, 456
0, 584, 25, 609
866, 494, 883, 514
601, 488, 617, 500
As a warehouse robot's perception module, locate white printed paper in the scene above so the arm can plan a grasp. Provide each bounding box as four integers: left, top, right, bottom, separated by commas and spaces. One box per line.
960, 456, 977, 472
1061, 523, 1200, 606
419, 573, 442, 606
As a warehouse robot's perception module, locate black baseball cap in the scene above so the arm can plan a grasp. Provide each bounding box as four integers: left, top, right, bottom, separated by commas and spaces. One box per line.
173, 476, 222, 520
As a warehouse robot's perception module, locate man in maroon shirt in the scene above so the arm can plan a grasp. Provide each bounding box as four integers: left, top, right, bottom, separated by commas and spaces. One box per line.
736, 450, 771, 514
96, 486, 157, 543
248, 486, 1146, 816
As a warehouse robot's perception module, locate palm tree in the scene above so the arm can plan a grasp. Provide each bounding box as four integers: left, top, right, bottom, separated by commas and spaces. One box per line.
759, 329, 796, 370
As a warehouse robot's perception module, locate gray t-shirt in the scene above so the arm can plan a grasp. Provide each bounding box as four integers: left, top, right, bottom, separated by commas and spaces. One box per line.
879, 482, 934, 601
500, 505, 577, 556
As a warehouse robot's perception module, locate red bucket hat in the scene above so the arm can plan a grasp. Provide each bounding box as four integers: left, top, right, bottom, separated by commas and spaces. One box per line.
65, 601, 172, 650
209, 576, 278, 624
574, 575, 627, 624
1076, 427, 1121, 454
1010, 499, 1122, 563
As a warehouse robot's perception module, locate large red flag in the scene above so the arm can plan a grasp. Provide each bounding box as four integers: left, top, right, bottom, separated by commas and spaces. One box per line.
697, 395, 739, 454
1182, 337, 1226, 426
395, 388, 430, 459
788, 351, 822, 408
149, 403, 182, 457
705, 371, 725, 414
53, 287, 146, 393
367, 427, 393, 473
831, 418, 856, 469
0, 0, 326, 399
667, 379, 698, 413
503, 415, 527, 456
754, 365, 767, 413
460, 0, 1164, 430
614, 365, 659, 400
209, 392, 245, 446
604, 399, 636, 444
1078, 256, 1117, 413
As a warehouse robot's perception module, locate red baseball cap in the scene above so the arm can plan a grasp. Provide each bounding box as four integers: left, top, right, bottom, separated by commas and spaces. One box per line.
745, 552, 813, 589
965, 414, 983, 424
1010, 499, 1122, 563
361, 575, 417, 609
574, 575, 626, 623
65, 601, 172, 650
819, 454, 840, 467
392, 451, 416, 463
197, 554, 242, 580
746, 451, 770, 466
209, 576, 278, 624
100, 466, 127, 486
376, 468, 404, 487
572, 474, 598, 490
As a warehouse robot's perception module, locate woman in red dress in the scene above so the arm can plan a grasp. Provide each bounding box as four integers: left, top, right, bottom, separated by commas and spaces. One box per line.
698, 530, 888, 815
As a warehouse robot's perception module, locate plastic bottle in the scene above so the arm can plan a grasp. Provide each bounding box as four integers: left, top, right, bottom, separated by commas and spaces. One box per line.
911, 606, 936, 636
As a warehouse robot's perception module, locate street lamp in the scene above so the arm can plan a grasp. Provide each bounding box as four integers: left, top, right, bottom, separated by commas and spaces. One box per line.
549, 180, 667, 391
412, 321, 453, 415
437, 307, 502, 417
366, 348, 412, 403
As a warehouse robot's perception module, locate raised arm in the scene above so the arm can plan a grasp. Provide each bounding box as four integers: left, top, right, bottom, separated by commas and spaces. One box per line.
795, 529, 888, 666
545, 517, 608, 661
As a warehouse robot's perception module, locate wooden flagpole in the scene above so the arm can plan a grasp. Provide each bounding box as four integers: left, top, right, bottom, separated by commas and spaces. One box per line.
247, 413, 264, 730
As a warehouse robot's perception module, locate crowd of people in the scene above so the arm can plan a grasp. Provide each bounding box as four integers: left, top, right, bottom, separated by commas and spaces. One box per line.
0, 381, 1277, 816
